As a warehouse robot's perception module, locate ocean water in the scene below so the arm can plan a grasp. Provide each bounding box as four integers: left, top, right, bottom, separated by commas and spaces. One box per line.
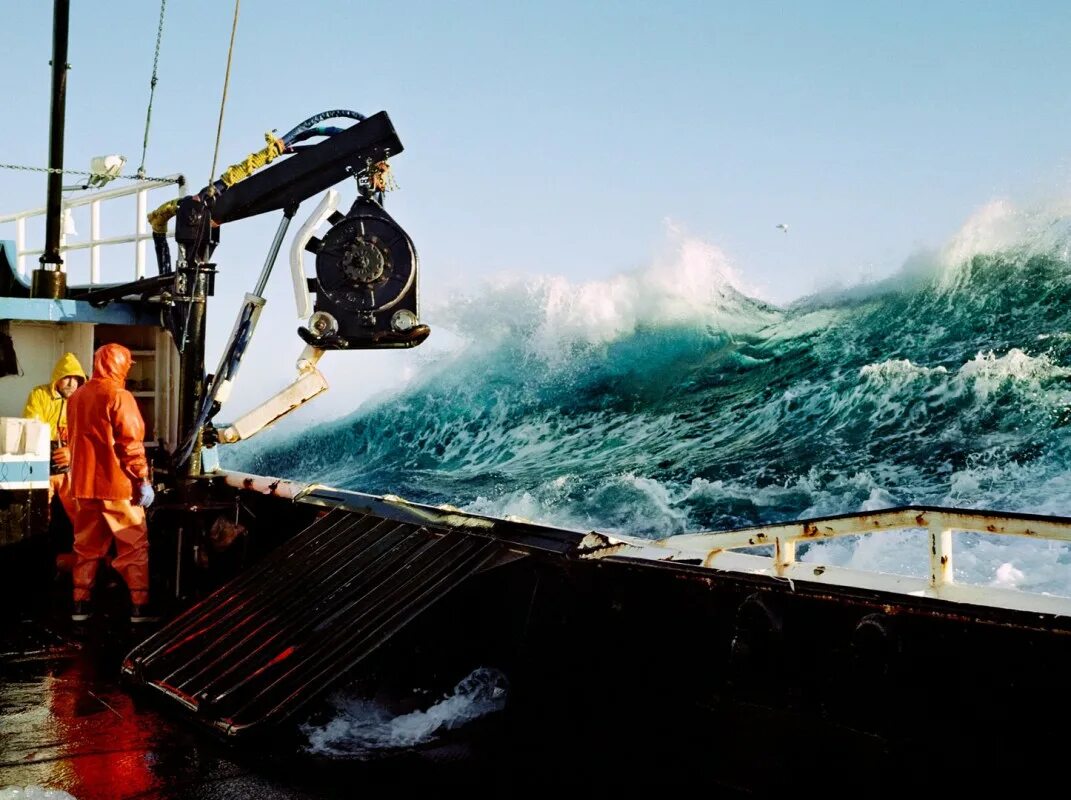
235, 199, 1071, 595
301, 668, 509, 757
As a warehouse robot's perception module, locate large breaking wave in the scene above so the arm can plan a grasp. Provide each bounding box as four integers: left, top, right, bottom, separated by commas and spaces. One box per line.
234, 199, 1071, 539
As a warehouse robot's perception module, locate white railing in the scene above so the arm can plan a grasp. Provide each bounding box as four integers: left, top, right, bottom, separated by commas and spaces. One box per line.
0, 175, 185, 285
588, 505, 1071, 618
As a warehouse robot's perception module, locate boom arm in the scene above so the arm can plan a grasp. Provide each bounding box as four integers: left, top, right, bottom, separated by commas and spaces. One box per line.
214, 346, 328, 445
143, 109, 430, 468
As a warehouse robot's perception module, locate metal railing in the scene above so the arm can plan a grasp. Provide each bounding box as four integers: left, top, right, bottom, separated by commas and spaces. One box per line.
213, 469, 1071, 619
590, 505, 1071, 618
0, 175, 185, 285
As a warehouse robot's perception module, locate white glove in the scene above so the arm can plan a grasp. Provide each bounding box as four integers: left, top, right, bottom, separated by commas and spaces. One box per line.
134, 481, 155, 508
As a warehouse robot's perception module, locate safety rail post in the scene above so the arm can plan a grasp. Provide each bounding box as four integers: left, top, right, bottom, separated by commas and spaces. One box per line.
0, 175, 184, 286
774, 535, 796, 576
929, 519, 954, 588
90, 199, 101, 283
15, 217, 26, 278
136, 188, 148, 279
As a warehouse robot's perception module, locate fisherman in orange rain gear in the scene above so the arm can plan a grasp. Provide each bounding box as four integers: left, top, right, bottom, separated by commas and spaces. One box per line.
68, 343, 157, 624
22, 352, 87, 527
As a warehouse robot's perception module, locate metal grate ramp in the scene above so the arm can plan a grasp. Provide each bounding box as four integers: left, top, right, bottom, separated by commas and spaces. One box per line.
122, 507, 507, 736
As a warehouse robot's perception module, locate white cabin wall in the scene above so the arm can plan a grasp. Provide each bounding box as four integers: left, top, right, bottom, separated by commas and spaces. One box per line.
155, 328, 180, 449
0, 322, 94, 418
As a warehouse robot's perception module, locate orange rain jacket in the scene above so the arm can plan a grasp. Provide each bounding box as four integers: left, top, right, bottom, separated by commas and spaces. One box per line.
68, 344, 150, 501
22, 351, 87, 442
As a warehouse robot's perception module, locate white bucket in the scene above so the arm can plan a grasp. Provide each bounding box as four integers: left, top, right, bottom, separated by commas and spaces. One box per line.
22, 420, 50, 457
0, 418, 25, 454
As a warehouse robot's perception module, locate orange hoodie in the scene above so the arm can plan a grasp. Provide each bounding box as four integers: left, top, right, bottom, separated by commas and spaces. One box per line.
68, 343, 150, 500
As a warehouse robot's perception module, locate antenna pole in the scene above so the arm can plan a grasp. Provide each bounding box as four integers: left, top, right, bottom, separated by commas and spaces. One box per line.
35, 0, 70, 299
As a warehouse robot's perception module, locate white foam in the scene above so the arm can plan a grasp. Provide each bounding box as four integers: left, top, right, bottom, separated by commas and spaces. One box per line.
431, 230, 779, 366
860, 359, 947, 382
0, 787, 78, 800
938, 198, 1071, 288
301, 668, 508, 758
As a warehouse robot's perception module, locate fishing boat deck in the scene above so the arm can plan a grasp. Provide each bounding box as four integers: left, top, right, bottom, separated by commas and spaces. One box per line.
2, 610, 778, 797
1, 617, 313, 799
0, 614, 526, 798
5, 481, 1071, 797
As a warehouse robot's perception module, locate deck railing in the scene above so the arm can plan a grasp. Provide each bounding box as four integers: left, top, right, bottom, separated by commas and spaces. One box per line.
0, 176, 185, 285
598, 505, 1071, 617
218, 470, 1071, 619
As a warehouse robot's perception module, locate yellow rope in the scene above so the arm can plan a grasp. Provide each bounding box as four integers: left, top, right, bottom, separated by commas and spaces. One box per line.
217, 132, 288, 188
147, 132, 286, 231
209, 0, 241, 186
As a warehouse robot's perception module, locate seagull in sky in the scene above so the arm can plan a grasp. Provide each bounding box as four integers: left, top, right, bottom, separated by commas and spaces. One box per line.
776, 223, 789, 233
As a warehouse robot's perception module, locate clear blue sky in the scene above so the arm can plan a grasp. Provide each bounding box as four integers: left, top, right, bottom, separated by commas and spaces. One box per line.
1, 0, 1069, 417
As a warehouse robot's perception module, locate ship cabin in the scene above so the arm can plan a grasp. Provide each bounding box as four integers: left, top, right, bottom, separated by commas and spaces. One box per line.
0, 177, 184, 560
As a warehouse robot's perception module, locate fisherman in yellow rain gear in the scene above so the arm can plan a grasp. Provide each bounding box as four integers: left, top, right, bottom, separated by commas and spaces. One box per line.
23, 351, 87, 526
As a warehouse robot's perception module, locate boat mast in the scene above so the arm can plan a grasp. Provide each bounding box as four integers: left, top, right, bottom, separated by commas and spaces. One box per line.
177, 263, 209, 478
34, 0, 70, 299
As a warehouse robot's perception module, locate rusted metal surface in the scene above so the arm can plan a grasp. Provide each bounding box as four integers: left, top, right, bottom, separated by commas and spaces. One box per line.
221, 470, 593, 555
574, 505, 1071, 618
218, 476, 1071, 620
122, 506, 507, 735
234, 471, 311, 500
657, 506, 1071, 552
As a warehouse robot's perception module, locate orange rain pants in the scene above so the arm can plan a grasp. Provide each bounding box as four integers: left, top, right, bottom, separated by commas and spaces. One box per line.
49, 472, 79, 525
71, 499, 149, 605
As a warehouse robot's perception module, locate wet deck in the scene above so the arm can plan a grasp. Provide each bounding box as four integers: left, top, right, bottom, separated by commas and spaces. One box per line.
0, 614, 523, 798
3, 619, 293, 798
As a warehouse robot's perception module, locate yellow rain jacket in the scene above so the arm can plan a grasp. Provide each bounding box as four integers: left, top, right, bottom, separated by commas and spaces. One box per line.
22, 351, 88, 442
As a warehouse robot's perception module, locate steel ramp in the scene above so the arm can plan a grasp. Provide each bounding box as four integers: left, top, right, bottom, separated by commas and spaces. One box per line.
122, 507, 508, 736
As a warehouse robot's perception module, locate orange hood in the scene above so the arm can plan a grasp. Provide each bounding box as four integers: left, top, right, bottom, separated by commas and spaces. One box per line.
92, 343, 134, 384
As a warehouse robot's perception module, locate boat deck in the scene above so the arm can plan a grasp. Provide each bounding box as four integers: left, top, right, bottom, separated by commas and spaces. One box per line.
6, 481, 1071, 797
0, 613, 525, 798
2, 615, 314, 799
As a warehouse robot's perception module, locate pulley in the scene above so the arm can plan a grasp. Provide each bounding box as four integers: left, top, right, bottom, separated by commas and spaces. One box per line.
298, 196, 428, 349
